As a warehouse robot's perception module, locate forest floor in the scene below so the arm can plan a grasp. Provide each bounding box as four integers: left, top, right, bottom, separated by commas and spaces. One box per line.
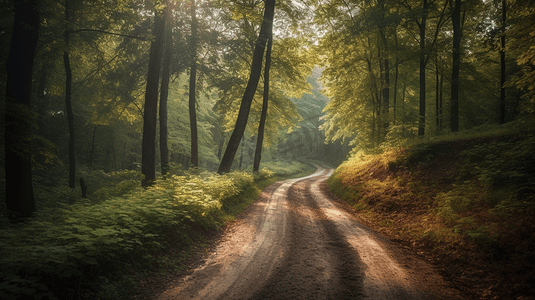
135, 165, 465, 299
324, 134, 535, 300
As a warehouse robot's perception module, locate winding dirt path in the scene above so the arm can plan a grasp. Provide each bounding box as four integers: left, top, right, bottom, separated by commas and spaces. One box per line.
158, 165, 465, 299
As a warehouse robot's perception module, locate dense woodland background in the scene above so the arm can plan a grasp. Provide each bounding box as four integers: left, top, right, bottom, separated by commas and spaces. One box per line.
1, 0, 535, 298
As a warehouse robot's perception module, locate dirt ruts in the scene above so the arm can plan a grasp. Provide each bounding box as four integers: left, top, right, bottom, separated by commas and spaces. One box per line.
157, 165, 465, 299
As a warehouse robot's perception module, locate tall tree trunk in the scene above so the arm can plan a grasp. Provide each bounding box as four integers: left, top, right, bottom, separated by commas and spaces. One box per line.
160, 2, 172, 176
141, 8, 165, 186
440, 65, 444, 129
218, 0, 275, 174
378, 0, 390, 132
5, 0, 40, 219
64, 0, 75, 189
402, 81, 407, 134
450, 0, 461, 132
189, 0, 199, 167
418, 0, 428, 136
239, 135, 244, 170
383, 57, 389, 129
393, 59, 399, 125
253, 35, 273, 172
89, 125, 98, 167
435, 61, 440, 134
36, 64, 47, 137
499, 0, 506, 124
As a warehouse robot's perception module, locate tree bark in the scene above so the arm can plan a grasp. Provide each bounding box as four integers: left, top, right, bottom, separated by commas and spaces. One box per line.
36, 63, 47, 137
5, 0, 40, 219
189, 0, 199, 168
253, 34, 273, 172
499, 0, 506, 124
63, 0, 76, 189
418, 0, 428, 136
218, 0, 275, 174
64, 50, 76, 189
160, 2, 172, 176
89, 125, 98, 167
141, 8, 165, 186
435, 61, 440, 133
239, 135, 244, 170
378, 0, 390, 132
450, 0, 461, 132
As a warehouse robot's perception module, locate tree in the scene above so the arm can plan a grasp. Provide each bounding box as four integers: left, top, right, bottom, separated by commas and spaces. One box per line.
5, 0, 40, 218
418, 0, 429, 136
189, 0, 199, 168
401, 0, 450, 136
508, 0, 535, 114
218, 0, 275, 174
450, 0, 461, 132
160, 1, 172, 176
253, 33, 273, 172
141, 7, 166, 186
499, 0, 506, 124
64, 0, 76, 189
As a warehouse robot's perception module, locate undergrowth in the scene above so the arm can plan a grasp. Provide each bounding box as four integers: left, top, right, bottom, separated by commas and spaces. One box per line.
327, 124, 535, 299
0, 160, 311, 299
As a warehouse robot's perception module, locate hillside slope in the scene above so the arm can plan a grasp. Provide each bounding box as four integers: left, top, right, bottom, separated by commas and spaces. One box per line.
326, 133, 535, 300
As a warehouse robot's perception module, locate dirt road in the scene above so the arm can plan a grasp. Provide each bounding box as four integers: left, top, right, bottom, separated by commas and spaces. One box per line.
158, 165, 465, 299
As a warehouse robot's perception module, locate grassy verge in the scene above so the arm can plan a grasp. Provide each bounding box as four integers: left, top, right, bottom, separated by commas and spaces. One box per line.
0, 161, 311, 299
326, 129, 535, 299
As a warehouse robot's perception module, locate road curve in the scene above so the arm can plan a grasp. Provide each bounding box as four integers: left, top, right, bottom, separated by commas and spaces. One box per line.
158, 164, 464, 300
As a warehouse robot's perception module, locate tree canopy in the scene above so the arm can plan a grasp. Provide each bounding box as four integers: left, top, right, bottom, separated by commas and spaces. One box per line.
1, 0, 534, 213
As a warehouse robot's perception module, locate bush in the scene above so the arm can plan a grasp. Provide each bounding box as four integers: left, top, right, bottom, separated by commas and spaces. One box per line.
0, 170, 258, 299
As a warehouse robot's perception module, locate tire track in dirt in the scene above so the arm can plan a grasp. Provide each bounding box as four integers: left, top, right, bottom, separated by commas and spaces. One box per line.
157, 165, 465, 300
250, 168, 365, 299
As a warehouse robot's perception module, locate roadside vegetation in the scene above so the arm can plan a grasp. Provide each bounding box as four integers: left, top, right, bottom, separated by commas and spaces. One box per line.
326, 118, 535, 300
0, 160, 312, 299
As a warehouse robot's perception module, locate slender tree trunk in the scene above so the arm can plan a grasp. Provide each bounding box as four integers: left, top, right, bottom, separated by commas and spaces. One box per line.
383, 57, 389, 128
378, 0, 389, 132
89, 125, 98, 167
64, 0, 75, 189
218, 0, 275, 174
371, 90, 376, 148
160, 3, 172, 176
189, 0, 199, 167
418, 0, 428, 136
393, 59, 399, 124
440, 68, 444, 128
499, 0, 506, 124
111, 136, 117, 172
377, 45, 383, 140
141, 8, 165, 186
451, 0, 461, 132
5, 0, 40, 219
435, 62, 440, 134
36, 64, 47, 137
239, 135, 245, 170
402, 81, 407, 133
253, 35, 273, 172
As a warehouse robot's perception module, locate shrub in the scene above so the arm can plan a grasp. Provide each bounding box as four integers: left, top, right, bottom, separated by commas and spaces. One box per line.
0, 170, 258, 299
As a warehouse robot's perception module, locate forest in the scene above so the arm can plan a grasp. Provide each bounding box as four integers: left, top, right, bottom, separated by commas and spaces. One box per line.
1, 0, 534, 299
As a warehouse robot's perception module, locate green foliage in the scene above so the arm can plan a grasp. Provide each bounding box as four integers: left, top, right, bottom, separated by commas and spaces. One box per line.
458, 134, 535, 203
328, 129, 535, 249
261, 160, 313, 179
0, 170, 262, 299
